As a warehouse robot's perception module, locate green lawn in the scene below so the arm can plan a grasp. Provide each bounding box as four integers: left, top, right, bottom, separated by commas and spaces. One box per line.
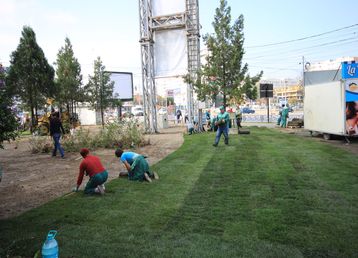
1, 127, 357, 258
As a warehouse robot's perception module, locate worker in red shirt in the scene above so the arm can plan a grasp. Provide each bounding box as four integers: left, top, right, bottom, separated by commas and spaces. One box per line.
74, 148, 108, 195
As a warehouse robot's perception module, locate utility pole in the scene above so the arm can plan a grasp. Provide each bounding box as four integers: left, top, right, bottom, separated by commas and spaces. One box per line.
302, 56, 305, 87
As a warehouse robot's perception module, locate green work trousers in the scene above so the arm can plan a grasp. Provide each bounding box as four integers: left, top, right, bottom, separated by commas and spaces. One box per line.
84, 170, 108, 194
129, 156, 153, 181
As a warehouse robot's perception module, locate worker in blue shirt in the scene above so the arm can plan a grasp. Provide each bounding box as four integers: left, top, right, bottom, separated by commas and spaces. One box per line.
115, 149, 158, 182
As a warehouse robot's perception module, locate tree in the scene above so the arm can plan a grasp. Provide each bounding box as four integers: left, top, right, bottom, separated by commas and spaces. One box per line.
85, 57, 114, 127
0, 64, 18, 148
230, 73, 262, 104
7, 26, 55, 131
191, 0, 262, 107
54, 37, 83, 115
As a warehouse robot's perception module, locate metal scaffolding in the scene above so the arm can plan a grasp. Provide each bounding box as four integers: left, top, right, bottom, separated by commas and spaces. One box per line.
186, 0, 200, 123
139, 0, 200, 132
139, 0, 157, 133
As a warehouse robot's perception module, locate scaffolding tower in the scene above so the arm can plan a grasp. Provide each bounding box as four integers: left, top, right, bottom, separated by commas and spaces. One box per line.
139, 0, 200, 132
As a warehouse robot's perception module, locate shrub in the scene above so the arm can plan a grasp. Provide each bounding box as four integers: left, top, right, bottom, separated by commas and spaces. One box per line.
28, 136, 52, 154
61, 118, 148, 152
62, 128, 93, 152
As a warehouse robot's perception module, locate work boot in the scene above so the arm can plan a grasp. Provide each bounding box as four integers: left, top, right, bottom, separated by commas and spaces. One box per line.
213, 143, 218, 147
144, 172, 152, 183
96, 185, 105, 195
225, 139, 229, 145
151, 172, 159, 180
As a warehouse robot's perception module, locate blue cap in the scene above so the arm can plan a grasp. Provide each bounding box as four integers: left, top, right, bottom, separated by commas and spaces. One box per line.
46, 230, 57, 240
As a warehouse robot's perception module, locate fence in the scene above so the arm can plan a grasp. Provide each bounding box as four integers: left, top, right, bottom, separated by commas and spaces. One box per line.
241, 114, 303, 123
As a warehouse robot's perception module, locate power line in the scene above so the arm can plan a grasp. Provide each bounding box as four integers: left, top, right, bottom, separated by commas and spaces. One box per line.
244, 29, 358, 56
246, 23, 358, 48
245, 37, 358, 60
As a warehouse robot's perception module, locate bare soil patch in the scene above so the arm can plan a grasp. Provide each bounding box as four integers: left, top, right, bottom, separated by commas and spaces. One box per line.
0, 126, 185, 219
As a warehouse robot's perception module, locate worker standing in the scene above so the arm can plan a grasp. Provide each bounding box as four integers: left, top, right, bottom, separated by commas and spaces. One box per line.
235, 107, 242, 133
213, 106, 230, 147
50, 112, 65, 158
280, 104, 289, 128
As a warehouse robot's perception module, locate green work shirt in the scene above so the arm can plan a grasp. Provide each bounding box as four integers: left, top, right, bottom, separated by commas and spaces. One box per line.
216, 112, 230, 127
235, 110, 242, 119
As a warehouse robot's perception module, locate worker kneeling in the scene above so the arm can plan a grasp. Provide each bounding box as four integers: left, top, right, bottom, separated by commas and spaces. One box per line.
115, 148, 158, 183
74, 148, 108, 195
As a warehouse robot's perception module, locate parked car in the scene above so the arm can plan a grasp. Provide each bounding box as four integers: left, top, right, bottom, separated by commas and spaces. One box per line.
242, 107, 255, 114
132, 106, 144, 116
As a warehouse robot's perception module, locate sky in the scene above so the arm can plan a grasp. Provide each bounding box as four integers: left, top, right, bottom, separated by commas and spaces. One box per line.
1, 0, 358, 89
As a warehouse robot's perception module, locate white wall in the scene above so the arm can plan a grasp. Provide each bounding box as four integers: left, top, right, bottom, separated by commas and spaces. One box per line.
77, 106, 97, 126
304, 81, 345, 135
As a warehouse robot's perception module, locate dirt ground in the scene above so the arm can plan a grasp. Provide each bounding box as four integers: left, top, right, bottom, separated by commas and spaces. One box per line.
0, 126, 185, 219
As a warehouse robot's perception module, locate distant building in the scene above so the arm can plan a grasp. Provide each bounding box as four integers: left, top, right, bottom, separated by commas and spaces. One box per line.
258, 78, 303, 105
273, 85, 304, 106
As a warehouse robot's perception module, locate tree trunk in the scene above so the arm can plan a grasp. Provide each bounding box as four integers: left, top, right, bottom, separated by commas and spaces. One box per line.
30, 107, 34, 133
100, 104, 104, 128
222, 56, 227, 108
35, 105, 38, 125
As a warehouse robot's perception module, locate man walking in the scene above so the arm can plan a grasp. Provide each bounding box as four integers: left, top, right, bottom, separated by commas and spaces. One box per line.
213, 106, 230, 147
50, 111, 65, 158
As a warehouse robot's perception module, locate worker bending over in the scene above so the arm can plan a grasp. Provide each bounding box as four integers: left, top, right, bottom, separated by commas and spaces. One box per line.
115, 148, 158, 183
74, 148, 108, 195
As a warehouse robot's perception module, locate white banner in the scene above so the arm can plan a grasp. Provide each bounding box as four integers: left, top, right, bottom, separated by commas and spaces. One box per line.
154, 30, 187, 77
152, 0, 185, 16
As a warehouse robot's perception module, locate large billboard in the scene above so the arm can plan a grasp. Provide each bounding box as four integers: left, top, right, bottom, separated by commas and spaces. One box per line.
342, 62, 358, 136
107, 72, 133, 101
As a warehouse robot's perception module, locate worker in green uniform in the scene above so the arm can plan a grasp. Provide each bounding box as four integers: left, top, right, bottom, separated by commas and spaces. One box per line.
280, 104, 289, 128
235, 107, 242, 133
213, 106, 230, 146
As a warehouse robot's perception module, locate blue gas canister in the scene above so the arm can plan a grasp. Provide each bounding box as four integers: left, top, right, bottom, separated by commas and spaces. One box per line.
42, 230, 58, 258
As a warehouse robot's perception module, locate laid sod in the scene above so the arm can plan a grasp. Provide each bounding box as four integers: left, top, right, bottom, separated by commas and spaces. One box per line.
0, 127, 357, 257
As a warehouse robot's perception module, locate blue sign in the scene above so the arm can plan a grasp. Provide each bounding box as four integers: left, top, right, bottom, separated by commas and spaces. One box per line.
342, 61, 358, 79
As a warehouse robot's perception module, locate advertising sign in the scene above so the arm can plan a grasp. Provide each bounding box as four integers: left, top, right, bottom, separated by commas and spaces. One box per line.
108, 72, 133, 101
259, 83, 273, 98
343, 62, 358, 135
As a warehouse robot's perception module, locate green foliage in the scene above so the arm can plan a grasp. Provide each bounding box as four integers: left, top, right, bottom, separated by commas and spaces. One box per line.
0, 64, 18, 148
62, 119, 146, 152
85, 57, 115, 127
6, 26, 55, 130
54, 37, 83, 114
1, 128, 357, 257
28, 136, 52, 154
62, 128, 92, 152
192, 0, 263, 106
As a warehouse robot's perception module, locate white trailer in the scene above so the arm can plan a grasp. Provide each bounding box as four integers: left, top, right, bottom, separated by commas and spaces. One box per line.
304, 61, 358, 140
304, 81, 346, 139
